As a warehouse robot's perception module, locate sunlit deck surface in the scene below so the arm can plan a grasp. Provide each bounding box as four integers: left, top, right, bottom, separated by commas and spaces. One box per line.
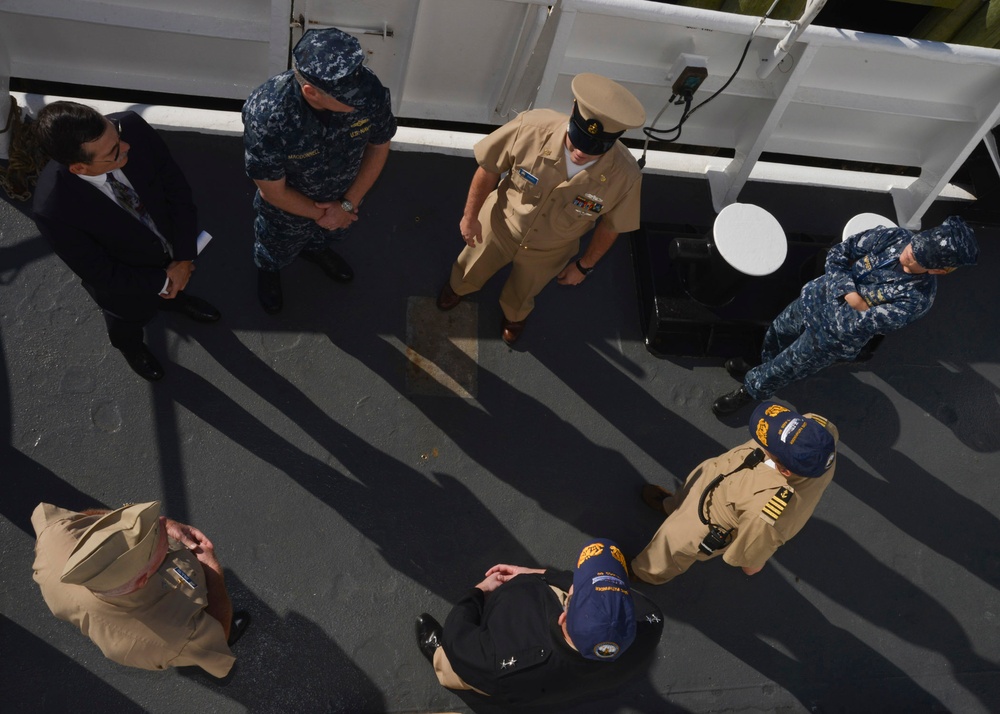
2, 127, 999, 713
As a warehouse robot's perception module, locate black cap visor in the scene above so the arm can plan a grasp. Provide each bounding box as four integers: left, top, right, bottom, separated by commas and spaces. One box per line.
567, 103, 624, 155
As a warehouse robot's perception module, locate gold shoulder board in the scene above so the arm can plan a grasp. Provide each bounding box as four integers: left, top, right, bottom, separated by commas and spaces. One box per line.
760, 486, 794, 526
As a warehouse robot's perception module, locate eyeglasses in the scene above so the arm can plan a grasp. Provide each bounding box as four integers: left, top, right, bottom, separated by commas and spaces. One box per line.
91, 119, 122, 164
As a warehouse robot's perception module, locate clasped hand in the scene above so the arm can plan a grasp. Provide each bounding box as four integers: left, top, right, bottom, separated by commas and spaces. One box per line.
315, 202, 358, 231
164, 518, 218, 566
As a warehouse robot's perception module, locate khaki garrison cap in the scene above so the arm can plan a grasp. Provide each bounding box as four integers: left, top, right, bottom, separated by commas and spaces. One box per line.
571, 73, 646, 134
60, 501, 162, 591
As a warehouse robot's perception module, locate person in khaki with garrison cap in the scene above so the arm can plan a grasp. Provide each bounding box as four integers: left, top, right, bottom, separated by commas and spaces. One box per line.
31, 501, 250, 677
437, 73, 646, 344
632, 403, 838, 584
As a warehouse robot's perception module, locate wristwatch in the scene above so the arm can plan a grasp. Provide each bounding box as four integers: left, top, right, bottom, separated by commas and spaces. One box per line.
340, 198, 355, 213
575, 259, 594, 275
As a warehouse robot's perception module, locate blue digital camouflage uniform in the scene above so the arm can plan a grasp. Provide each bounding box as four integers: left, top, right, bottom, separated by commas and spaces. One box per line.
242, 69, 396, 271
744, 216, 974, 399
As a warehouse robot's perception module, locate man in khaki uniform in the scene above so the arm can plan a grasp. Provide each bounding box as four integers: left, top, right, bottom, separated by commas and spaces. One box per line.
633, 403, 838, 584
31, 501, 249, 677
437, 73, 645, 344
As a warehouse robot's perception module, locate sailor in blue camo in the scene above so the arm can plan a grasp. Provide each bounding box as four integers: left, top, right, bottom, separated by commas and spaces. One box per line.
744, 216, 978, 399
242, 29, 396, 271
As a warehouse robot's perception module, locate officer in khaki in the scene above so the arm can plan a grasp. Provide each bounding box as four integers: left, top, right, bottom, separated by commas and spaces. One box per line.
31, 501, 243, 677
633, 403, 838, 584
437, 73, 645, 344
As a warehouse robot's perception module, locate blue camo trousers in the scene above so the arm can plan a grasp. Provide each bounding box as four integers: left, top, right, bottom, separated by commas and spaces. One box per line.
252, 192, 348, 271
744, 297, 860, 399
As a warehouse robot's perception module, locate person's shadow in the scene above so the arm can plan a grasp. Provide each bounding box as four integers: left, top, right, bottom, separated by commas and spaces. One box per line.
0, 322, 107, 536
858, 225, 1000, 453
779, 519, 999, 711
178, 572, 386, 713
157, 354, 532, 603
831, 384, 1000, 592
659, 532, 957, 712
0, 615, 146, 713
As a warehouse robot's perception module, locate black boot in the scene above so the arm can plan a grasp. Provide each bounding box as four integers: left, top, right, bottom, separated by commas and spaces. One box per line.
712, 386, 756, 416
257, 269, 282, 314
724, 357, 755, 382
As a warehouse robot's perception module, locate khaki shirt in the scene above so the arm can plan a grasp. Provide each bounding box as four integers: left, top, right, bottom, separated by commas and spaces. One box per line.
632, 415, 838, 583
474, 109, 641, 246
31, 504, 235, 678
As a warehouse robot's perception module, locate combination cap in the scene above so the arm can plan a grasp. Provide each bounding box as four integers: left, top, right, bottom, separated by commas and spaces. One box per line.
60, 501, 162, 591
568, 73, 645, 155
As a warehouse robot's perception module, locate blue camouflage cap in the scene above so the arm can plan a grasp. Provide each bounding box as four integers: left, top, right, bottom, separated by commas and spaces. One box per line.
567, 540, 636, 662
910, 216, 979, 270
293, 28, 366, 101
750, 403, 836, 478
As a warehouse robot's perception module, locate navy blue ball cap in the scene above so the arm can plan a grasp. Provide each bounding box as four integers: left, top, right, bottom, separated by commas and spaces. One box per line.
293, 28, 365, 99
567, 540, 636, 662
910, 216, 978, 270
749, 403, 836, 478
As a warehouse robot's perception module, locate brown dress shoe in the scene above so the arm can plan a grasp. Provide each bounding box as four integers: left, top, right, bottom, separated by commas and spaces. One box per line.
501, 317, 526, 345
437, 282, 462, 311
641, 484, 673, 515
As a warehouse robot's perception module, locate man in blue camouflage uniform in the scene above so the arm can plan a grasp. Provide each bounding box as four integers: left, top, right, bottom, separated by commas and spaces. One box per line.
713, 216, 978, 416
243, 27, 396, 313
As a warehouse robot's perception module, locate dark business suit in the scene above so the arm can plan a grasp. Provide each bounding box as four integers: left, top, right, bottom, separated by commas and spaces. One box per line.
33, 111, 200, 350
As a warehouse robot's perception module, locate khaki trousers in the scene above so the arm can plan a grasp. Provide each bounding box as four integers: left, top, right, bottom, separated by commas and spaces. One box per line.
433, 647, 489, 696
449, 194, 578, 322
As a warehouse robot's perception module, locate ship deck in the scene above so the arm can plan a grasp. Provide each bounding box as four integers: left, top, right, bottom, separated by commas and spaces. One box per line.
1, 125, 999, 713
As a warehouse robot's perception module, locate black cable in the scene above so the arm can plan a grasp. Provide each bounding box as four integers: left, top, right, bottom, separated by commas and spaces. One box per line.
696, 448, 765, 526
643, 35, 753, 145
643, 92, 692, 143
637, 4, 782, 168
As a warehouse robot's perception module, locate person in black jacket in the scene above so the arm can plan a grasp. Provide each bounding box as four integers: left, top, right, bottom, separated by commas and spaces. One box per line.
33, 101, 220, 381
415, 539, 664, 707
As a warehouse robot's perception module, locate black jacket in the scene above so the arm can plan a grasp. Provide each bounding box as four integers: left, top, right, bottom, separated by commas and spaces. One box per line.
33, 111, 198, 315
442, 569, 664, 707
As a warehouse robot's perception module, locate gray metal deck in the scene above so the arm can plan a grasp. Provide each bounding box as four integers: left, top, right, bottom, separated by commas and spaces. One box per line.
1, 129, 998, 713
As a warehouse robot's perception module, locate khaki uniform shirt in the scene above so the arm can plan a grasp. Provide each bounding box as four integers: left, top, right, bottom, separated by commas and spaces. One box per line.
474, 109, 642, 246
31, 504, 235, 678
632, 415, 838, 584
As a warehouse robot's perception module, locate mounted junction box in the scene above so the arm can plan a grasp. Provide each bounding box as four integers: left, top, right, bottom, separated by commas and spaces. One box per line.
668, 53, 708, 96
